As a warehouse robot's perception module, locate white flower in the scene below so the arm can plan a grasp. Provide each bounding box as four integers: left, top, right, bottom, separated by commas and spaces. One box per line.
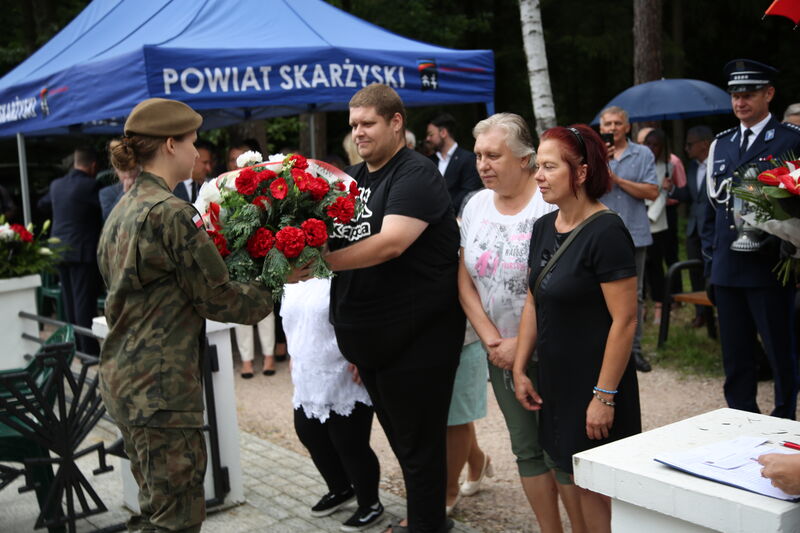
268, 153, 287, 163
37, 247, 52, 255
236, 150, 262, 168
194, 179, 223, 215
0, 224, 14, 241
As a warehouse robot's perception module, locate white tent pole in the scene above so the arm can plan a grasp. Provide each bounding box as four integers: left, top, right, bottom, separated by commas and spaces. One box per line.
16, 132, 31, 226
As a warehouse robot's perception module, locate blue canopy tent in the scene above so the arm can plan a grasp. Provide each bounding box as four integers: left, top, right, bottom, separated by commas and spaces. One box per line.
0, 0, 495, 223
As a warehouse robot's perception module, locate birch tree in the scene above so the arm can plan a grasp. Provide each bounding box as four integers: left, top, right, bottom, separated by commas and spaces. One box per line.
519, 0, 556, 135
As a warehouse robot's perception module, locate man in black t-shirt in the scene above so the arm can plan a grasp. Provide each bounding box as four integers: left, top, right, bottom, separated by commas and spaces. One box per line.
312, 84, 463, 533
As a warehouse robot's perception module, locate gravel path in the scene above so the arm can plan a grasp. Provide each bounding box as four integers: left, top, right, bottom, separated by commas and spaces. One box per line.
232, 345, 784, 532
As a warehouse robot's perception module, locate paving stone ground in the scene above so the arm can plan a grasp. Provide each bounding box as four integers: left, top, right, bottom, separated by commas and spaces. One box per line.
0, 418, 479, 533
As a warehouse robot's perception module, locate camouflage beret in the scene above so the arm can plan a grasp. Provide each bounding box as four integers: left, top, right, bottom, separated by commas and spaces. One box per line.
124, 98, 202, 137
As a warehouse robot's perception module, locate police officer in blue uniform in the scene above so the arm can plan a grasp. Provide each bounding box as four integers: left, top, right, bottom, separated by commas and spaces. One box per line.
701, 59, 800, 419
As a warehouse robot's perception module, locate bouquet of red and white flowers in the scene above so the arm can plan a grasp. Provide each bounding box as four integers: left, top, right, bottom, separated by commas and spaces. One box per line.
0, 216, 63, 279
733, 153, 800, 284
195, 151, 360, 296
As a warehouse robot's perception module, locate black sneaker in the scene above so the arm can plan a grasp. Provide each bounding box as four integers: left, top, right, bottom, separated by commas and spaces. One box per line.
340, 502, 384, 531
311, 488, 356, 517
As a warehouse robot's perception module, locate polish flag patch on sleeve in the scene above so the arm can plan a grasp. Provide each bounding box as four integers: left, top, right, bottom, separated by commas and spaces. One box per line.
192, 214, 204, 229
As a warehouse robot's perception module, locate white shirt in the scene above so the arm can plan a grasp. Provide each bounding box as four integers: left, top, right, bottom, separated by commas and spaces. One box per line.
180, 178, 194, 199
739, 113, 771, 151
436, 142, 458, 176
460, 188, 556, 338
696, 158, 707, 191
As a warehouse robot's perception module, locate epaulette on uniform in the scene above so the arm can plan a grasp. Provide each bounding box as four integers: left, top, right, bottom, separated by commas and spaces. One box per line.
779, 121, 800, 136
716, 127, 736, 140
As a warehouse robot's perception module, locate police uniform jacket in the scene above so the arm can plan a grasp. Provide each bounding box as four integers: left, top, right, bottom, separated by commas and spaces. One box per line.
97, 172, 273, 428
700, 115, 800, 287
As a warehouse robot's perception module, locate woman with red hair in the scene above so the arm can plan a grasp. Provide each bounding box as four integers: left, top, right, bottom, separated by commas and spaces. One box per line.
513, 125, 641, 532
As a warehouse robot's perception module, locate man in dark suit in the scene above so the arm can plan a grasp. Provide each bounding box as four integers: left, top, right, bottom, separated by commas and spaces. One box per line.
700, 59, 800, 419
38, 147, 103, 354
425, 113, 482, 213
675, 125, 714, 328
173, 139, 214, 202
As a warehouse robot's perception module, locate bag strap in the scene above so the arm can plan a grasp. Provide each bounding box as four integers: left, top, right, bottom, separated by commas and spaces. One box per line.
533, 209, 615, 296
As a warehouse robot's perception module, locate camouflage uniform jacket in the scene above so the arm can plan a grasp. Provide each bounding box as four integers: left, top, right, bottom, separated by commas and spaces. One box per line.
97, 172, 272, 428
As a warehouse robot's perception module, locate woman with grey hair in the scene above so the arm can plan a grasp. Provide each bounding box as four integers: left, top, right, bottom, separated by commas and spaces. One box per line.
458, 113, 587, 532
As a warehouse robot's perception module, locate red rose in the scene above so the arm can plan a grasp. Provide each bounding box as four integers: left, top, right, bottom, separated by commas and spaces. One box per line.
270, 177, 288, 200
326, 196, 356, 224
348, 181, 359, 199
10, 224, 33, 243
252, 195, 271, 209
235, 168, 259, 195
275, 226, 306, 258
289, 154, 308, 170
758, 167, 788, 186
246, 227, 276, 258
309, 177, 330, 201
208, 229, 230, 257
335, 181, 346, 191
301, 218, 328, 247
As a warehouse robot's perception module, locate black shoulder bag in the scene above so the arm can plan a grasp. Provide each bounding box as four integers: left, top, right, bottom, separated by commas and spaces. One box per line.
533, 209, 615, 296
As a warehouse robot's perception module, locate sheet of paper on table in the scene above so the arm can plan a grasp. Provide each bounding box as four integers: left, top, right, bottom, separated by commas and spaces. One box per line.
654, 435, 800, 501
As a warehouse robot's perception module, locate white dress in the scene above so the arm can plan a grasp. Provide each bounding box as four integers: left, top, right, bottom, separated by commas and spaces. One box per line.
280, 277, 372, 422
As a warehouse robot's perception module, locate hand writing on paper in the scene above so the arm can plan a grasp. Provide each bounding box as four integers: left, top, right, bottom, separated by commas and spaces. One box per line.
758, 453, 800, 495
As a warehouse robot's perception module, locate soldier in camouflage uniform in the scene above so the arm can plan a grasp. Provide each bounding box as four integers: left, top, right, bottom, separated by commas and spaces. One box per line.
98, 98, 273, 532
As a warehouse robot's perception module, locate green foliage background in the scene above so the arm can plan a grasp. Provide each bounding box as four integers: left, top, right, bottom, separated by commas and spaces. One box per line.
0, 0, 797, 228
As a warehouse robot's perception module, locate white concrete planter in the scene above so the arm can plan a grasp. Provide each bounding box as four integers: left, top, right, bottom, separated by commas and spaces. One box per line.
0, 274, 42, 370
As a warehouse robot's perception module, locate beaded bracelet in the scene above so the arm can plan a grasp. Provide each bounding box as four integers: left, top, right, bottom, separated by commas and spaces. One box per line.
593, 390, 616, 407
593, 386, 618, 395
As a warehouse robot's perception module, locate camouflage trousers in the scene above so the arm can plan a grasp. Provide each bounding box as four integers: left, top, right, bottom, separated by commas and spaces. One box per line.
118, 424, 207, 532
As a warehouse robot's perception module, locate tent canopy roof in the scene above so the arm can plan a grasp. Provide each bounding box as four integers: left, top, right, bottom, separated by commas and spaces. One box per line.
0, 0, 494, 136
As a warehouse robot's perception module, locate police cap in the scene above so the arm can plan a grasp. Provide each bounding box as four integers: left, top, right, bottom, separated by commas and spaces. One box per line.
124, 98, 202, 137
723, 59, 778, 93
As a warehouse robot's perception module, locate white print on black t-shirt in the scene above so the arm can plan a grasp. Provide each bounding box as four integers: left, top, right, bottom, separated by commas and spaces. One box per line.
333, 186, 373, 242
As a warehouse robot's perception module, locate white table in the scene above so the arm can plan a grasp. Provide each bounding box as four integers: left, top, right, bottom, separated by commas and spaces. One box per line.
574, 408, 800, 533
92, 317, 245, 511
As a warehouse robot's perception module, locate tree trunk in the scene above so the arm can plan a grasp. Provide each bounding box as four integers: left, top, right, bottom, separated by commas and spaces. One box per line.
519, 0, 556, 135
670, 0, 685, 158
633, 0, 663, 86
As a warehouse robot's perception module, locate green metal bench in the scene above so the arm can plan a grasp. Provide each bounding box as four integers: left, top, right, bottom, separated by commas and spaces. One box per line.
0, 324, 113, 532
